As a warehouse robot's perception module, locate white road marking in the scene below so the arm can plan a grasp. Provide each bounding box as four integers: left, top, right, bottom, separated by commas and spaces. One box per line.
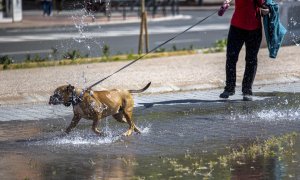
5, 15, 192, 33
0, 24, 229, 43
0, 49, 53, 55
155, 38, 203, 45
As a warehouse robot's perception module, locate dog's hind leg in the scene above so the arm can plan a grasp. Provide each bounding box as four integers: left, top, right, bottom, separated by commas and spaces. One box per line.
65, 114, 81, 134
133, 125, 141, 134
112, 111, 127, 123
122, 113, 134, 136
122, 110, 141, 136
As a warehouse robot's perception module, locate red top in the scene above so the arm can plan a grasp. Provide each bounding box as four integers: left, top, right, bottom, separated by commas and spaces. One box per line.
231, 0, 264, 30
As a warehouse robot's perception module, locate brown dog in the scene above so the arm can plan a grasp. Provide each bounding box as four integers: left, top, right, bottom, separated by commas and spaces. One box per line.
49, 82, 151, 136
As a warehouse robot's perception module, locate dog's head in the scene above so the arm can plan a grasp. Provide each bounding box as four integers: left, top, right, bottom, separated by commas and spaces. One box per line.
49, 84, 75, 107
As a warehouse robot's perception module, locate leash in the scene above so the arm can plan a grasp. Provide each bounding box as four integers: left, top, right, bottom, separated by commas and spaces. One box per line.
87, 10, 218, 90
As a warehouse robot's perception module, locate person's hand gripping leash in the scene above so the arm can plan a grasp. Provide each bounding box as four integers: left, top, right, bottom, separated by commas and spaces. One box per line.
218, 0, 231, 16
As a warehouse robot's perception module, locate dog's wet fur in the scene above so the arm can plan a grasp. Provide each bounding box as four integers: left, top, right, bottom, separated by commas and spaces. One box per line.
49, 82, 151, 136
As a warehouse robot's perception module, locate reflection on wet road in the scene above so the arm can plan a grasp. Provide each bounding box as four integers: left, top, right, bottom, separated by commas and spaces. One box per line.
0, 92, 299, 179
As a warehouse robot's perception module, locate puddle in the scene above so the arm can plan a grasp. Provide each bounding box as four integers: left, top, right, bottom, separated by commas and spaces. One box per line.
0, 92, 299, 179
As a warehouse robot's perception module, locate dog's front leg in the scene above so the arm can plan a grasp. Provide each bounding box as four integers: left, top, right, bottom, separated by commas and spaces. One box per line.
65, 114, 81, 134
92, 119, 104, 136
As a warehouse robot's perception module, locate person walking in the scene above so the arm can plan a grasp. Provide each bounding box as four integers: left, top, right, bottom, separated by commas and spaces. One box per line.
55, 0, 63, 14
41, 0, 53, 16
218, 0, 269, 101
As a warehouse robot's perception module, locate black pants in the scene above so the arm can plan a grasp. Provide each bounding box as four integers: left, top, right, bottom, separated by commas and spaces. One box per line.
225, 25, 262, 94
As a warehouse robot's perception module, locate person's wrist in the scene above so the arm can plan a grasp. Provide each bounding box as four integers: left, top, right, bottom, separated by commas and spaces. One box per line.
260, 7, 270, 16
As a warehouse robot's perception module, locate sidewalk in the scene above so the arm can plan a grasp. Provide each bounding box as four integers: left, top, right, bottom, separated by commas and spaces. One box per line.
0, 45, 300, 105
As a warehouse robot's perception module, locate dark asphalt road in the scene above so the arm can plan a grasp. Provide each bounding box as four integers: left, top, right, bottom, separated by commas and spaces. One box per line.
0, 9, 233, 62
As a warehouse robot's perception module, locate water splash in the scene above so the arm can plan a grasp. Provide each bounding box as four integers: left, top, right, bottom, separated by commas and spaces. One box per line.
290, 32, 300, 47
31, 122, 152, 147
32, 130, 121, 146
139, 124, 152, 134
228, 108, 300, 122
290, 17, 297, 27
70, 7, 103, 56
289, 17, 300, 46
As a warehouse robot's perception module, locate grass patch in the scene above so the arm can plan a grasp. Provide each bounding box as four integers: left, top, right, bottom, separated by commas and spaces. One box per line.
1, 39, 228, 70
0, 50, 196, 70
0, 55, 14, 70
218, 132, 298, 167
160, 132, 298, 179
203, 39, 227, 54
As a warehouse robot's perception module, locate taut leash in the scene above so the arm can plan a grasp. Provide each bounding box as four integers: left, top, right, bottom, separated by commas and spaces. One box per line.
87, 10, 218, 90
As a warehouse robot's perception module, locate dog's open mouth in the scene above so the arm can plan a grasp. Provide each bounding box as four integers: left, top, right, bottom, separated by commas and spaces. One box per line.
49, 94, 72, 107
49, 94, 63, 105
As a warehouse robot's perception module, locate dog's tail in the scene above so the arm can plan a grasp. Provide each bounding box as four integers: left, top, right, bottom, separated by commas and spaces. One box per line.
129, 82, 151, 93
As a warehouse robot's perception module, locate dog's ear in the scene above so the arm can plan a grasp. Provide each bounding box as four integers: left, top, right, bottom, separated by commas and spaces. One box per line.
66, 84, 75, 92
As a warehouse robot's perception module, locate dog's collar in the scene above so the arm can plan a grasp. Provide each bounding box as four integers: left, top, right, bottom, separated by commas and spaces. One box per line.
69, 89, 83, 106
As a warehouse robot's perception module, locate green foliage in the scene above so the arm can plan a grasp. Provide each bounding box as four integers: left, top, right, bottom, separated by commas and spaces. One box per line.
161, 132, 298, 179
189, 44, 194, 50
25, 54, 47, 63
127, 52, 136, 60
113, 57, 120, 61
215, 39, 227, 50
155, 48, 166, 53
203, 39, 228, 54
1, 47, 197, 70
0, 55, 14, 70
0, 55, 13, 65
172, 44, 177, 51
219, 132, 298, 166
63, 50, 83, 60
51, 47, 59, 60
102, 44, 110, 59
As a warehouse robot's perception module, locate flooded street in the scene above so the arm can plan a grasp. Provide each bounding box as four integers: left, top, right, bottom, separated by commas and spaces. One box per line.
0, 92, 300, 179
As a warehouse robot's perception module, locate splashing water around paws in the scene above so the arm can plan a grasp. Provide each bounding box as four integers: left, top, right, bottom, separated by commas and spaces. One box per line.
31, 123, 152, 147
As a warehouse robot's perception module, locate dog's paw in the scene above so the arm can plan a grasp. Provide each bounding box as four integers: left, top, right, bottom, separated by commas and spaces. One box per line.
122, 130, 133, 137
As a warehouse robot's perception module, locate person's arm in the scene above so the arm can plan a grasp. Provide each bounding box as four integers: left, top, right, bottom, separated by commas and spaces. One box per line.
218, 0, 232, 16
260, 2, 270, 16
257, 0, 269, 16
261, 6, 269, 16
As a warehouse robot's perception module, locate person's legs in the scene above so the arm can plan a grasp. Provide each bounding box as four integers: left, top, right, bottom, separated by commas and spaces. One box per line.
42, 1, 47, 16
220, 26, 245, 98
243, 28, 262, 97
44, 1, 50, 16
48, 1, 53, 16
